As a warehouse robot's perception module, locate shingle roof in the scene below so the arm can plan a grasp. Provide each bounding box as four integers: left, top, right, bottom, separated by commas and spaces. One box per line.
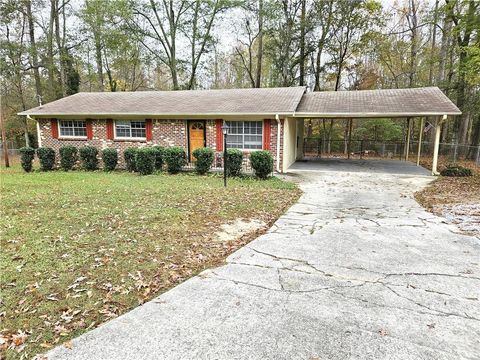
19, 86, 460, 118
19, 87, 306, 117
296, 87, 461, 117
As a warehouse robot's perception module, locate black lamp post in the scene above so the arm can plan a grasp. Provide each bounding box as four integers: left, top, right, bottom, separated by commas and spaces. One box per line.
221, 123, 229, 187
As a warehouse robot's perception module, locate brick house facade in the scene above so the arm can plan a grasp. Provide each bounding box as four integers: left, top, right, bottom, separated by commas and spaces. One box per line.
38, 118, 284, 170
20, 86, 462, 175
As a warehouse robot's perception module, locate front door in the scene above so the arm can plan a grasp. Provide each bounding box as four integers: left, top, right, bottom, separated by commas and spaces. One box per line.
188, 121, 206, 161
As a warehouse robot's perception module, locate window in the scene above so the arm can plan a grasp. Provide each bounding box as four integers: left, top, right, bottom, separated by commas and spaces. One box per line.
115, 121, 146, 139
226, 121, 263, 150
59, 120, 87, 138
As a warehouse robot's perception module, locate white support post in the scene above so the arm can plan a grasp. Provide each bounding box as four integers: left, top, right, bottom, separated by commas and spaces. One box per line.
416, 117, 424, 166
432, 115, 447, 176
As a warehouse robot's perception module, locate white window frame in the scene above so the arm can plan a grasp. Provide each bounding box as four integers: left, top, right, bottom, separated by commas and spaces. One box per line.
114, 120, 146, 140
226, 120, 263, 151
58, 120, 87, 139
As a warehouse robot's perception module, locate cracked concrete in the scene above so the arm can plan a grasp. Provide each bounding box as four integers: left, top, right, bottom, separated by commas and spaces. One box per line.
48, 159, 480, 360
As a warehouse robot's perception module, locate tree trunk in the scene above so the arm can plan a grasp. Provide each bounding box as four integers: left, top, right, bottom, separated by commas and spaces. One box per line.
255, 0, 263, 88
408, 0, 418, 88
53, 0, 66, 96
25, 0, 43, 103
452, 0, 476, 144
94, 31, 104, 92
299, 0, 306, 86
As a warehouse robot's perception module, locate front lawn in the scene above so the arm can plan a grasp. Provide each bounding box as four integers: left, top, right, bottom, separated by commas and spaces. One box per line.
0, 167, 300, 359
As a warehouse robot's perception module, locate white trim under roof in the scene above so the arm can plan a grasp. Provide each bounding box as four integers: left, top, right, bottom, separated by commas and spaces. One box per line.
293, 111, 461, 118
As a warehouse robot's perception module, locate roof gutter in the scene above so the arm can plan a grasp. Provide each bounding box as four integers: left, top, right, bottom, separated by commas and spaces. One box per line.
17, 112, 296, 117
293, 112, 461, 118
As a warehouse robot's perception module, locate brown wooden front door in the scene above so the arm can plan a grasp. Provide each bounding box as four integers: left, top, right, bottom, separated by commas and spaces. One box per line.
188, 121, 205, 160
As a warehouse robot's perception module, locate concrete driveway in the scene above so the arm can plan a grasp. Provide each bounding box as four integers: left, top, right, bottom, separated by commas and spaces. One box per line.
49, 159, 480, 360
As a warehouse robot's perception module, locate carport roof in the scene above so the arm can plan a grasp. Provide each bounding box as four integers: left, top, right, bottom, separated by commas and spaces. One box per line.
295, 87, 461, 118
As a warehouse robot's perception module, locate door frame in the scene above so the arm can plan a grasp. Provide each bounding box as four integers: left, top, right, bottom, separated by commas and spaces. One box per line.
187, 120, 207, 162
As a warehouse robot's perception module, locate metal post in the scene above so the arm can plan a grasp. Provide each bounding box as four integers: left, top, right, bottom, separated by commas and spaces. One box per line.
347, 118, 353, 160
223, 132, 227, 187
453, 142, 458, 163
416, 117, 424, 166
405, 118, 411, 161
360, 139, 363, 159
0, 109, 10, 168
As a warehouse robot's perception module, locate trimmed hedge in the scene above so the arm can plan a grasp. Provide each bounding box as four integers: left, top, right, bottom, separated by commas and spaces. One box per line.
135, 148, 155, 175
164, 146, 187, 174
440, 164, 472, 177
250, 150, 273, 179
19, 147, 35, 172
226, 148, 243, 177
151, 145, 165, 170
102, 148, 118, 171
36, 147, 56, 171
192, 147, 214, 174
59, 145, 78, 171
79, 146, 99, 171
124, 148, 138, 172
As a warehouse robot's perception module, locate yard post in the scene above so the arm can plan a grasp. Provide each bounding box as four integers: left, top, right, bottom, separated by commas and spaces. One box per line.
221, 123, 229, 187
347, 118, 353, 160
0, 109, 10, 168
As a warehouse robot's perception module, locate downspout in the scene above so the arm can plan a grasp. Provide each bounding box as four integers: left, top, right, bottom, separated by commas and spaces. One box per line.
27, 115, 41, 148
275, 114, 281, 172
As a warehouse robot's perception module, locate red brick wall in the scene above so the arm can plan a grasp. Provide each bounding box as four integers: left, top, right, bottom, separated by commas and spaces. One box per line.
38, 118, 283, 171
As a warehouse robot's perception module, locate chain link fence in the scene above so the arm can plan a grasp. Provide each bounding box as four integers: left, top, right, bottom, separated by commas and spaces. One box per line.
303, 138, 480, 167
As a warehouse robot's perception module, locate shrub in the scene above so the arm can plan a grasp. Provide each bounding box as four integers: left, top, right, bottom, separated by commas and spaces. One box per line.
440, 164, 472, 177
59, 145, 78, 171
225, 148, 243, 177
124, 147, 138, 172
102, 148, 118, 171
250, 150, 273, 179
19, 147, 35, 172
79, 146, 98, 171
151, 145, 165, 170
135, 147, 155, 175
36, 147, 56, 171
164, 146, 187, 174
192, 147, 214, 174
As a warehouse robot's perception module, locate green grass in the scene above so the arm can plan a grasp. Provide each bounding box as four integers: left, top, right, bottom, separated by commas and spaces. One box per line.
0, 166, 300, 359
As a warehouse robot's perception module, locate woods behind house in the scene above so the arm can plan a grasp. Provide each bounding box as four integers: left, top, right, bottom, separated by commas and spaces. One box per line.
1, 0, 479, 149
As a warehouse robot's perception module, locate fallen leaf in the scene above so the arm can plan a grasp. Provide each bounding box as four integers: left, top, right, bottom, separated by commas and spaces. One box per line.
378, 329, 387, 336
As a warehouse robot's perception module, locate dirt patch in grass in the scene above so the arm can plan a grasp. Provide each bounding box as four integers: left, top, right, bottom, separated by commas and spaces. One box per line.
0, 167, 301, 359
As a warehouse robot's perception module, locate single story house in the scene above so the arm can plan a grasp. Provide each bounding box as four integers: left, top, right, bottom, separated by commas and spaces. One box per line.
19, 86, 460, 174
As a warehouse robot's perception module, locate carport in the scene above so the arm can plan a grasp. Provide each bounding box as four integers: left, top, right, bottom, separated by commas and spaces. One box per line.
285, 87, 461, 175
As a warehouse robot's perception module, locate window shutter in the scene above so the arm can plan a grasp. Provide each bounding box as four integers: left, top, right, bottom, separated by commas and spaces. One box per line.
86, 120, 93, 139
145, 119, 153, 141
263, 119, 271, 150
106, 119, 114, 140
51, 119, 59, 139
216, 119, 223, 151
